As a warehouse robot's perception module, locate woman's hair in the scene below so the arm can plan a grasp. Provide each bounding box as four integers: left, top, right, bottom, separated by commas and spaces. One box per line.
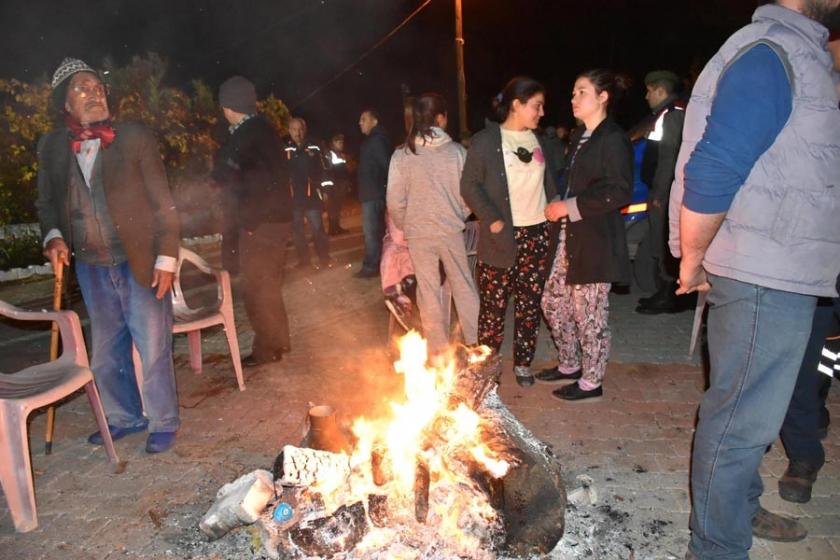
405, 92, 447, 154
492, 76, 546, 123
576, 69, 632, 115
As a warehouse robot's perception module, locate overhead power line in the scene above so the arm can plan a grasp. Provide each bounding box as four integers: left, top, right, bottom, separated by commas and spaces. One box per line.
291, 0, 434, 110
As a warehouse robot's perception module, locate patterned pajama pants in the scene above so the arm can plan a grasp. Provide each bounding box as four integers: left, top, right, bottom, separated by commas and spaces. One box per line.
541, 228, 611, 389
477, 222, 551, 367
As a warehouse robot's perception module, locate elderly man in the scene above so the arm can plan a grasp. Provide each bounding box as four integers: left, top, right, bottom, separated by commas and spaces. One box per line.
36, 58, 181, 453
669, 1, 840, 558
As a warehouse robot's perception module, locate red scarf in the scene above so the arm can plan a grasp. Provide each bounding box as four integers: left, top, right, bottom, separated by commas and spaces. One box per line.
66, 115, 116, 153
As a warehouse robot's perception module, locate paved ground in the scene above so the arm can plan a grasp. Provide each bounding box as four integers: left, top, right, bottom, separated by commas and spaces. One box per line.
0, 225, 838, 559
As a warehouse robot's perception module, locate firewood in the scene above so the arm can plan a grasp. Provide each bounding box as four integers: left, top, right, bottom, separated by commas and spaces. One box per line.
288, 501, 368, 557
414, 459, 430, 523
274, 445, 350, 487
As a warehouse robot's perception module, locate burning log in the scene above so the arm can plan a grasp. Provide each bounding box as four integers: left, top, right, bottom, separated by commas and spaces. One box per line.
414, 458, 430, 523
274, 445, 350, 487
367, 493, 390, 527
480, 391, 566, 556
288, 500, 368, 557
371, 446, 391, 486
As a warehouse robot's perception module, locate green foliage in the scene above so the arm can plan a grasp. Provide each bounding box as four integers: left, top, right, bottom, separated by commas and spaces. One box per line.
0, 79, 52, 225
0, 231, 43, 270
0, 53, 291, 228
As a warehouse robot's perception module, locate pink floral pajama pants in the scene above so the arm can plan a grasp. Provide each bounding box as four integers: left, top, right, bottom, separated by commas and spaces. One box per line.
541, 228, 611, 388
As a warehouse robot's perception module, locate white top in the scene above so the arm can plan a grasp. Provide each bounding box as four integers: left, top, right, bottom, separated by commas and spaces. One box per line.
500, 127, 547, 227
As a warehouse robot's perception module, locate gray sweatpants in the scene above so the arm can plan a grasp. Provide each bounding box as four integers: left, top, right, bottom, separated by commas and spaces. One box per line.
407, 232, 480, 354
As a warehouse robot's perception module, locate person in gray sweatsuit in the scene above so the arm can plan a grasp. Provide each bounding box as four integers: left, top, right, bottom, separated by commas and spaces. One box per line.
386, 93, 479, 357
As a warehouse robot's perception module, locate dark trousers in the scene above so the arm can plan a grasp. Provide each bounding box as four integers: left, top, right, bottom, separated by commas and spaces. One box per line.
361, 198, 385, 272
240, 222, 292, 361
326, 184, 347, 232
780, 299, 837, 467
292, 206, 330, 265
647, 199, 678, 291
476, 222, 551, 367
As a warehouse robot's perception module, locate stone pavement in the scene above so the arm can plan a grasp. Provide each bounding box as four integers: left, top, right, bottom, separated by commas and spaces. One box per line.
0, 238, 838, 559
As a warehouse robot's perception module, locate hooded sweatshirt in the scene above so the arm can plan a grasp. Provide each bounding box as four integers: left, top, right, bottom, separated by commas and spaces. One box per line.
386, 127, 471, 240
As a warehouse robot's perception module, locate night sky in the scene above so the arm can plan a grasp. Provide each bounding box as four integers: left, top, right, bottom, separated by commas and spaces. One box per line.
0, 0, 765, 144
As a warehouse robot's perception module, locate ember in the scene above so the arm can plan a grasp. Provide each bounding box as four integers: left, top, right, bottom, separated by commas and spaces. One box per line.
201, 331, 566, 558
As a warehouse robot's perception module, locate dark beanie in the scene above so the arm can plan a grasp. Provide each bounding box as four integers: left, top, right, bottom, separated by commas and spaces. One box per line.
219, 76, 257, 114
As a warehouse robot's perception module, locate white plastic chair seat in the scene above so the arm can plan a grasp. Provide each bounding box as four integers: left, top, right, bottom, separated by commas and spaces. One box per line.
133, 247, 244, 397
172, 304, 223, 329
0, 300, 119, 533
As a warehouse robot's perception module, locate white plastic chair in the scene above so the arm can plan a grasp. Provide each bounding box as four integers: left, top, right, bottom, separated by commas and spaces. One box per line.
133, 247, 244, 397
0, 300, 119, 533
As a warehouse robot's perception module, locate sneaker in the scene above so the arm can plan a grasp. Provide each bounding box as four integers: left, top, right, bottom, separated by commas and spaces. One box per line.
514, 366, 535, 387
146, 431, 177, 454
751, 506, 807, 542
534, 367, 582, 384
551, 383, 603, 402
779, 461, 821, 503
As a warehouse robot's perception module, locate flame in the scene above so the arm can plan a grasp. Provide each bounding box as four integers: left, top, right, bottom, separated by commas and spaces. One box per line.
311, 330, 509, 555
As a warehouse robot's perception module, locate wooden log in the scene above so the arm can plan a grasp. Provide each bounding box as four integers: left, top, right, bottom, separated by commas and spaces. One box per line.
288, 501, 368, 557
478, 391, 566, 557
274, 445, 350, 487
414, 459, 430, 523
199, 469, 275, 540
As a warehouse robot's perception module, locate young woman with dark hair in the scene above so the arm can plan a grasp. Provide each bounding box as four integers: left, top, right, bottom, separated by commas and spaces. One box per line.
386, 93, 479, 358
461, 76, 558, 386
536, 69, 633, 401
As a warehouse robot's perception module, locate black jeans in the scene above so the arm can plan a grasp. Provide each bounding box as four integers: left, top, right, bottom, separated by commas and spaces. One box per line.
779, 299, 837, 467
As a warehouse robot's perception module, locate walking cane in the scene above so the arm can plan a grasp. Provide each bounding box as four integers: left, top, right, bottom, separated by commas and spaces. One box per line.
44, 259, 64, 455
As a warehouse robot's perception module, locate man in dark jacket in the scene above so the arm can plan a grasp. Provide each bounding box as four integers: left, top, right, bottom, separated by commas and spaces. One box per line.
636, 70, 686, 314
37, 58, 180, 453
355, 108, 390, 278
286, 117, 331, 269
323, 133, 351, 235
214, 76, 292, 366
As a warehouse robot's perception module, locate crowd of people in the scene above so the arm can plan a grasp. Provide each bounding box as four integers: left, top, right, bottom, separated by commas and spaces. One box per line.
32, 1, 839, 559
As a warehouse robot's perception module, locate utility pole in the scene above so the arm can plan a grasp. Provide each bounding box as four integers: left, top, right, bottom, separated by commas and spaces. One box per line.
454, 0, 469, 140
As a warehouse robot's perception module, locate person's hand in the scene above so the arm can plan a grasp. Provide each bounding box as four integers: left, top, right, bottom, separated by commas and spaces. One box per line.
489, 220, 504, 234
676, 260, 711, 295
151, 269, 175, 300
544, 200, 569, 222
43, 237, 70, 270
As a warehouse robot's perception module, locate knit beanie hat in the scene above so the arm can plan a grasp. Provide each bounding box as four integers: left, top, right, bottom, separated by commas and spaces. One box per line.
219, 76, 257, 114
644, 70, 680, 91
51, 58, 97, 89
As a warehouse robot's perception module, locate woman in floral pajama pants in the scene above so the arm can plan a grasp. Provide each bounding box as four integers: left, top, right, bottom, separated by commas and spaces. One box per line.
476, 223, 551, 371
538, 69, 634, 401
460, 76, 558, 387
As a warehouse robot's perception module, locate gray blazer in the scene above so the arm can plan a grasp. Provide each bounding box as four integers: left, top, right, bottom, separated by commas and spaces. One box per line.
460, 121, 558, 268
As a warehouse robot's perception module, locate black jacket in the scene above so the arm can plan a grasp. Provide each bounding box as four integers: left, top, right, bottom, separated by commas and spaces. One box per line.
563, 118, 633, 284
213, 116, 292, 227
286, 138, 325, 210
357, 126, 391, 202
460, 121, 558, 268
